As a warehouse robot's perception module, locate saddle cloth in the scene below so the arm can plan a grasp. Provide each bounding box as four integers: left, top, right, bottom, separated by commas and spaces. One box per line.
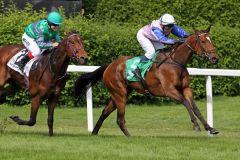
126, 53, 158, 82
7, 49, 41, 77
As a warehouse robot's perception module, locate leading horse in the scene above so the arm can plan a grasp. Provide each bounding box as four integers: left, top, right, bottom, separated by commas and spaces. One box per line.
75, 26, 219, 136
0, 31, 88, 136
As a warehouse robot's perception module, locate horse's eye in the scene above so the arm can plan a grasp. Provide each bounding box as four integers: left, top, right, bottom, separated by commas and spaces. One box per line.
69, 41, 74, 44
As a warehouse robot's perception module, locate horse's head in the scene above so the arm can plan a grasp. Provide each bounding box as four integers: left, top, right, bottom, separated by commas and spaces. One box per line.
186, 26, 219, 64
63, 32, 88, 65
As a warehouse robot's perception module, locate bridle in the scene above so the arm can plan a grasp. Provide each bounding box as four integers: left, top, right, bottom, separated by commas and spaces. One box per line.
66, 34, 85, 62
184, 32, 216, 59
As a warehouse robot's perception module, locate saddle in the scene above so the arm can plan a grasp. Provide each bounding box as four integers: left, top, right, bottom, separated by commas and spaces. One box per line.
125, 49, 170, 95
7, 48, 45, 76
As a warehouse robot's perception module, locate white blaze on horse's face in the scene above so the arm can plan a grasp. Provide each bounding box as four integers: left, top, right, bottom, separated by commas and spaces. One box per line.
206, 36, 211, 43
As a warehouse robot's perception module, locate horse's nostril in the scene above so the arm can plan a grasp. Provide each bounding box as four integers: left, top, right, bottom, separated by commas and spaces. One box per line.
80, 57, 88, 64
212, 57, 218, 64
85, 58, 88, 63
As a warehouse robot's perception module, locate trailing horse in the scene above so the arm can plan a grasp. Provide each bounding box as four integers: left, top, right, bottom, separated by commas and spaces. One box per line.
75, 27, 219, 136
0, 31, 88, 136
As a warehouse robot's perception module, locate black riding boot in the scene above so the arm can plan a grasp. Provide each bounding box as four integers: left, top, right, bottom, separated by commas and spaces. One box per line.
139, 55, 149, 62
16, 54, 30, 72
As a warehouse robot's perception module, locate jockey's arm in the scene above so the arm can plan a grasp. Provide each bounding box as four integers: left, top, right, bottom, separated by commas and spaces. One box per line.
35, 28, 53, 49
55, 32, 61, 42
171, 25, 189, 38
151, 27, 176, 44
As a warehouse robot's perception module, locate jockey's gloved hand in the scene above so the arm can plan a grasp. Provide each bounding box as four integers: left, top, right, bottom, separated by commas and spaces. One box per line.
183, 34, 189, 38
174, 39, 185, 44
140, 55, 149, 62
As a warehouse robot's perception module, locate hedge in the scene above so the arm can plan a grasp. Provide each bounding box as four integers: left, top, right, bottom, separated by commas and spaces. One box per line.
0, 1, 239, 107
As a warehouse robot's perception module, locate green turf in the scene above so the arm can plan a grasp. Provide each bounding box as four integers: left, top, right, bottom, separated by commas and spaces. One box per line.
0, 96, 239, 160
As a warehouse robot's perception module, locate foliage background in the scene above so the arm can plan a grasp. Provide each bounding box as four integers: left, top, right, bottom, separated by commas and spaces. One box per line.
0, 0, 239, 106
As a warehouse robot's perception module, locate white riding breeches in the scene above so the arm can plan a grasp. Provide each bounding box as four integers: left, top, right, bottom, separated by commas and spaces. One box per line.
137, 28, 165, 59
22, 33, 41, 57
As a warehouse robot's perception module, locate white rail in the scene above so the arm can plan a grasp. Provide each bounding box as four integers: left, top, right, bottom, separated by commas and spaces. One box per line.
67, 65, 240, 134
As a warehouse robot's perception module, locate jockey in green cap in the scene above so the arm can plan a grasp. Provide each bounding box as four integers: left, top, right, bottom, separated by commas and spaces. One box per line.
16, 11, 62, 72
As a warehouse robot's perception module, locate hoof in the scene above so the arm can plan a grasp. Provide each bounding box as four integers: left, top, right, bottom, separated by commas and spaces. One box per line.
193, 125, 201, 132
209, 128, 219, 135
9, 115, 19, 122
91, 132, 98, 135
48, 132, 53, 137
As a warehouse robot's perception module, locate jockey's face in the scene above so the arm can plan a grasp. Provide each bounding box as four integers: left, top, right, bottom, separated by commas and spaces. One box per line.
50, 23, 59, 31
50, 24, 59, 31
162, 24, 174, 35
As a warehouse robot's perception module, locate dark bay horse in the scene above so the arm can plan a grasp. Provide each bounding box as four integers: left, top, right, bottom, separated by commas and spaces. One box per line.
0, 31, 88, 136
75, 27, 219, 136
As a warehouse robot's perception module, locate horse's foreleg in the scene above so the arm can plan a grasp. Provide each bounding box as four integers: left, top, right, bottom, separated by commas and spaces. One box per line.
183, 88, 219, 134
47, 94, 59, 136
10, 95, 41, 126
166, 89, 200, 132
92, 99, 116, 135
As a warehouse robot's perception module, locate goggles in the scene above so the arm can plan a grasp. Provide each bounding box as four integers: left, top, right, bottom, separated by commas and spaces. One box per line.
164, 24, 174, 29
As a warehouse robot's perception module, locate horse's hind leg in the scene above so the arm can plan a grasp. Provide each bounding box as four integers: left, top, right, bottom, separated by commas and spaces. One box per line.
108, 88, 130, 136
0, 85, 17, 104
92, 99, 116, 135
183, 88, 219, 134
115, 99, 130, 136
10, 95, 41, 126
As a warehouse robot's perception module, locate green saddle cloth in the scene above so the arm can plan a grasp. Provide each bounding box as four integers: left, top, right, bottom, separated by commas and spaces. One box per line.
126, 53, 158, 82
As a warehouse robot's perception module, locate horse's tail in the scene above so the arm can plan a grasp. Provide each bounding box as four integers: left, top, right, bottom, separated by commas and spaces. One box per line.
74, 64, 109, 97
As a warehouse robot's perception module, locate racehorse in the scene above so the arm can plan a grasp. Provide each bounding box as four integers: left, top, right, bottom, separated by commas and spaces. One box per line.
74, 26, 219, 136
0, 31, 88, 136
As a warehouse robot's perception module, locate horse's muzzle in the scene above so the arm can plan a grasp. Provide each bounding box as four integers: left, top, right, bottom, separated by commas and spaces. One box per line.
211, 57, 218, 64
78, 57, 88, 65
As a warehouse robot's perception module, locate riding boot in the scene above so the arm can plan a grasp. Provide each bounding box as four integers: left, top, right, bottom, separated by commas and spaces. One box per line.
139, 55, 149, 62
16, 54, 31, 72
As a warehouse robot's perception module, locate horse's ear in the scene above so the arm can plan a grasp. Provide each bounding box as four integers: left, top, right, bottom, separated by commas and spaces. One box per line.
205, 25, 211, 33
63, 30, 69, 37
190, 23, 197, 31
71, 29, 80, 35
192, 27, 197, 35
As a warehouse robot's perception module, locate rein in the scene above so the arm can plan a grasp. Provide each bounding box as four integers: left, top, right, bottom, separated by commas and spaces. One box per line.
48, 50, 67, 81
153, 44, 186, 69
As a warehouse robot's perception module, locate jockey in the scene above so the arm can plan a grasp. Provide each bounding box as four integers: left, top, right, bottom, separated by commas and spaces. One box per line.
137, 13, 189, 62
16, 11, 62, 72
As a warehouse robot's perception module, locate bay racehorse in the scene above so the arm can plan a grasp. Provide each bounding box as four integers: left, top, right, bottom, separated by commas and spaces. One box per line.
75, 26, 219, 136
0, 31, 88, 136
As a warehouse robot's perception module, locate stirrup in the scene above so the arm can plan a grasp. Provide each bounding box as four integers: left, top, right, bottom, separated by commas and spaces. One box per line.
133, 68, 141, 78
133, 68, 152, 96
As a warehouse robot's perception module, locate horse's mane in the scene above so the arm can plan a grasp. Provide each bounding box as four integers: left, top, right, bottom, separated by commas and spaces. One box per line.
66, 30, 80, 37
156, 42, 182, 55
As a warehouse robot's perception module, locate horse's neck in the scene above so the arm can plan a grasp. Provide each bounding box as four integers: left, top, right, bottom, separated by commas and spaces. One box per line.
171, 43, 193, 66
49, 46, 69, 74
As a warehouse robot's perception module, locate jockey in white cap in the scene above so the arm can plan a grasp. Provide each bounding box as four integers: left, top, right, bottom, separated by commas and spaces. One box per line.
137, 13, 189, 62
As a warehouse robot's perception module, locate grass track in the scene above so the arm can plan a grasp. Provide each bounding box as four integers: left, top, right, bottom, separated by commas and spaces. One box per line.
0, 96, 239, 160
